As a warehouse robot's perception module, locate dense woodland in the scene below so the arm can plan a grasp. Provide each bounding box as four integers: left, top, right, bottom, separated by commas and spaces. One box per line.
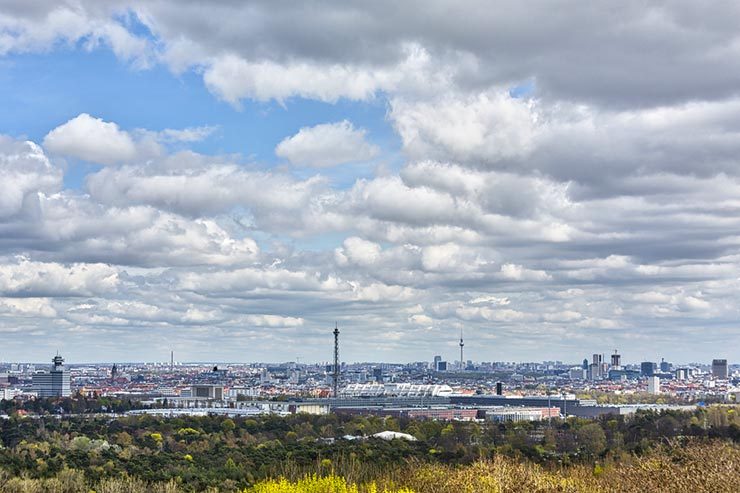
0, 399, 738, 491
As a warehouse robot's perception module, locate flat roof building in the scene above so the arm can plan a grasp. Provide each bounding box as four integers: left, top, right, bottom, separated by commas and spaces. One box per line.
712, 359, 728, 379
32, 354, 71, 398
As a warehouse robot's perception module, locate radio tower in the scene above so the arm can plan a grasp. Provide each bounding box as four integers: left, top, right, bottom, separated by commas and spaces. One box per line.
333, 322, 340, 398
459, 329, 465, 371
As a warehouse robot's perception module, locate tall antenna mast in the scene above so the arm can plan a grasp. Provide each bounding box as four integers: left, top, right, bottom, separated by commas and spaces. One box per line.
459, 328, 465, 371
333, 322, 340, 397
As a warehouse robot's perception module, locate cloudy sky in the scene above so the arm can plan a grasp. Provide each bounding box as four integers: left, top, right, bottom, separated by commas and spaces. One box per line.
1, 1, 739, 364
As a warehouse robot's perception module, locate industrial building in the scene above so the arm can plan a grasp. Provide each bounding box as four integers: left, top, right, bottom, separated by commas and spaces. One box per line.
341, 383, 453, 398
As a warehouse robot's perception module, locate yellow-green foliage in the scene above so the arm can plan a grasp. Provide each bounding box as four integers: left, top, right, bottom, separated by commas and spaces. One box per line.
246, 474, 413, 493
393, 441, 740, 493
0, 442, 737, 492
246, 442, 740, 493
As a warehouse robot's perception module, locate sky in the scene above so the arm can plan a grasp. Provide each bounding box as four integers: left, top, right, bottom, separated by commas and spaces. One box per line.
1, 1, 740, 365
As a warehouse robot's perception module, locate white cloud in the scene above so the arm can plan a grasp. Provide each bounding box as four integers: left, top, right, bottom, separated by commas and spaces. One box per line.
390, 91, 539, 164
0, 5, 154, 67
155, 125, 218, 143
203, 55, 385, 105
0, 136, 61, 218
0, 298, 57, 318
498, 263, 551, 281
0, 259, 119, 297
85, 159, 326, 219
335, 237, 381, 266
5, 4, 740, 361
275, 120, 378, 167
43, 114, 219, 165
43, 113, 141, 165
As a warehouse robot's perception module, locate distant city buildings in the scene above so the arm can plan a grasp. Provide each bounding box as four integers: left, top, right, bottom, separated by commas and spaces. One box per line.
0, 346, 736, 424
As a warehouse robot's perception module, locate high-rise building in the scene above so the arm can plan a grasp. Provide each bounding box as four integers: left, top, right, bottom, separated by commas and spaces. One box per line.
712, 359, 728, 379
32, 354, 71, 398
660, 358, 670, 373
589, 353, 603, 379
641, 361, 656, 377
610, 350, 621, 369
647, 376, 660, 394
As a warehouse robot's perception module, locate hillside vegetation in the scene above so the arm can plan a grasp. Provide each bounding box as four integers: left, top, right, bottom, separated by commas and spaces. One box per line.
0, 405, 738, 492
0, 442, 737, 492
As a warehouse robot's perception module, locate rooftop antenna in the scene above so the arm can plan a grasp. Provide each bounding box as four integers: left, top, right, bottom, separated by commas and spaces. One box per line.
333, 322, 340, 398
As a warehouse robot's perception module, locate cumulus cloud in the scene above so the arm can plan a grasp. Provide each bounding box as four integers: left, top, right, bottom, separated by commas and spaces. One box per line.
5, 3, 740, 361
0, 4, 154, 67
42, 114, 219, 165
276, 120, 378, 167
390, 91, 539, 164
85, 158, 326, 220
0, 136, 61, 218
203, 55, 388, 105
43, 113, 142, 165
0, 258, 119, 297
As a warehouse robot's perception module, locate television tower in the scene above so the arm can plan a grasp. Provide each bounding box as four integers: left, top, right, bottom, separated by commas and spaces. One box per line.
459, 329, 465, 371
333, 322, 340, 398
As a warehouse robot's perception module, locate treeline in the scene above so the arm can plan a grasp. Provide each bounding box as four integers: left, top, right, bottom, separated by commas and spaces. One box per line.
0, 406, 737, 491
0, 395, 155, 415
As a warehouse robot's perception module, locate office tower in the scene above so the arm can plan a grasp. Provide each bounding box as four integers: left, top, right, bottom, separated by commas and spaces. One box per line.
496, 382, 503, 395
660, 358, 670, 373
712, 359, 728, 379
582, 358, 589, 370
32, 354, 71, 398
433, 355, 442, 370
641, 361, 656, 377
590, 353, 603, 379
675, 368, 690, 380
647, 376, 660, 394
610, 350, 621, 369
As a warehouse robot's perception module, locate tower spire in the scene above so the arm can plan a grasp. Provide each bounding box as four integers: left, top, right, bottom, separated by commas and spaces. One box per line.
333, 322, 340, 398
459, 328, 465, 371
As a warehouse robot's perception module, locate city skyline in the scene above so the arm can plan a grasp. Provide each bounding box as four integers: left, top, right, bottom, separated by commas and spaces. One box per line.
2, 2, 740, 363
